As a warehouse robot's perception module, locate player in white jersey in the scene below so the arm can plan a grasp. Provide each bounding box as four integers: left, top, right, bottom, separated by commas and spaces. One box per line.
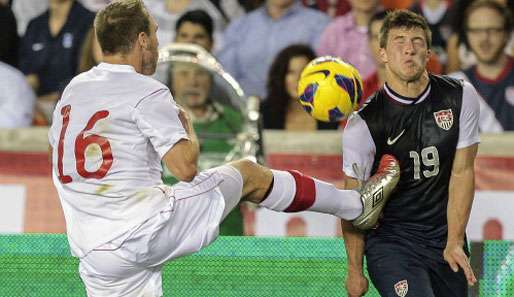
48, 1, 400, 296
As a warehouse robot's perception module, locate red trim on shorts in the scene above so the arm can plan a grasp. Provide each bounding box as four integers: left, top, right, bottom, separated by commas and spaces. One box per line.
284, 170, 316, 212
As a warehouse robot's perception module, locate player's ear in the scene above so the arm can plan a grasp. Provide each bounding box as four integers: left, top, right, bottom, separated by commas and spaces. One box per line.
137, 31, 149, 50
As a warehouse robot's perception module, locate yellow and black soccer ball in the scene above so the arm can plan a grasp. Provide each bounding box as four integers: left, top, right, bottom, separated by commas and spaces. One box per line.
297, 56, 363, 122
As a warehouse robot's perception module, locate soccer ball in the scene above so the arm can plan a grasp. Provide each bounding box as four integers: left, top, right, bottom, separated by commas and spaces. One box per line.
297, 56, 363, 122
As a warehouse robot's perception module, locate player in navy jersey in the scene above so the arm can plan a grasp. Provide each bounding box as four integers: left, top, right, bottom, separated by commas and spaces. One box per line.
341, 10, 480, 297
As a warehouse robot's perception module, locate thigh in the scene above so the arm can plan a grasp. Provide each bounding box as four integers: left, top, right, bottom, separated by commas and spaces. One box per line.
428, 259, 468, 297
79, 249, 162, 297
366, 238, 436, 297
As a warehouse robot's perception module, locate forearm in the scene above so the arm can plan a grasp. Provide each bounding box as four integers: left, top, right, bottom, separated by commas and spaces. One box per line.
341, 219, 365, 272
447, 166, 475, 244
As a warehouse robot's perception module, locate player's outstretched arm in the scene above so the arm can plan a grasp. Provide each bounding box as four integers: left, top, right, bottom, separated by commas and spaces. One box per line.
445, 144, 478, 286
341, 177, 368, 297
162, 108, 200, 182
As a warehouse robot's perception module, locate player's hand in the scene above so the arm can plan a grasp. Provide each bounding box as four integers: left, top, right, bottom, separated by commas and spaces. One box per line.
443, 241, 477, 286
345, 268, 369, 297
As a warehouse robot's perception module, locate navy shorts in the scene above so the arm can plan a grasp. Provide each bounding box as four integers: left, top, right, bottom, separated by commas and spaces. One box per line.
365, 236, 468, 297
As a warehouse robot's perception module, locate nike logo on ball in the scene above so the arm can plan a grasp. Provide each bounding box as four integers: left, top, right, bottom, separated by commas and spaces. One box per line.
387, 129, 405, 145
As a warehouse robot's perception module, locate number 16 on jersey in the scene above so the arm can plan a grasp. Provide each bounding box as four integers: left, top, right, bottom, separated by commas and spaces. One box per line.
57, 105, 113, 184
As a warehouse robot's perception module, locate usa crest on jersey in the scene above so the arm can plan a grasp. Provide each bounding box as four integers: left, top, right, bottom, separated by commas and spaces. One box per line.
433, 109, 453, 130
394, 279, 408, 297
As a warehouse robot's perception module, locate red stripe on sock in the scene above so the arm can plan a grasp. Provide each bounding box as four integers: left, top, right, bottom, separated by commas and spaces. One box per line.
284, 170, 316, 212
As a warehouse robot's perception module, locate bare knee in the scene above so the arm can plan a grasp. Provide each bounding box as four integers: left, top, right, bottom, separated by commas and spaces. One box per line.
227, 159, 272, 203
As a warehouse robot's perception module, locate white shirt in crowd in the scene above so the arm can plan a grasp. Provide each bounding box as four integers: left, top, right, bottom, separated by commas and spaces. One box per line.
0, 61, 36, 128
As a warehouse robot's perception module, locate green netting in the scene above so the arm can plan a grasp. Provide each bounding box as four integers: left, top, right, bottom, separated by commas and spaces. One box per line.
0, 235, 513, 296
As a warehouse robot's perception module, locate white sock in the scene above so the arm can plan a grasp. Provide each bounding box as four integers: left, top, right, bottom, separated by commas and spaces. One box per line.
259, 170, 363, 220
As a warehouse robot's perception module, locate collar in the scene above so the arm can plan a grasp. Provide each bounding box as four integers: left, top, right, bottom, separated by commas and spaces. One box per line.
96, 63, 136, 73
384, 81, 431, 105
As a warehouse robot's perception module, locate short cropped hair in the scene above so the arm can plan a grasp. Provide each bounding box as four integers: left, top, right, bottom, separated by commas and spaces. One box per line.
94, 0, 150, 55
175, 10, 214, 41
379, 9, 432, 49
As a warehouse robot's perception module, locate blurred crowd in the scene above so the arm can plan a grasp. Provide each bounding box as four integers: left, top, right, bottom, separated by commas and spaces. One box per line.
0, 0, 513, 133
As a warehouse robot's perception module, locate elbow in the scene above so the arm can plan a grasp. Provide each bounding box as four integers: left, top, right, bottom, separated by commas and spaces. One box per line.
176, 164, 198, 182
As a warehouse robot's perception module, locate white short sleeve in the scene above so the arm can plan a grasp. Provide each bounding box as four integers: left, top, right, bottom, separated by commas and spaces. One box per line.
457, 81, 480, 149
133, 89, 189, 158
342, 113, 376, 180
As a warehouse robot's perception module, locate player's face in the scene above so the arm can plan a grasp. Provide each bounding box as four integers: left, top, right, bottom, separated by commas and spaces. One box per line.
286, 55, 310, 99
171, 64, 212, 108
368, 19, 384, 66
381, 26, 430, 82
175, 21, 213, 52
466, 7, 508, 65
141, 16, 159, 75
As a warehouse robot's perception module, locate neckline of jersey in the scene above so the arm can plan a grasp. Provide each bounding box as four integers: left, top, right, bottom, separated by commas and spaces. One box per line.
96, 62, 136, 73
383, 81, 431, 106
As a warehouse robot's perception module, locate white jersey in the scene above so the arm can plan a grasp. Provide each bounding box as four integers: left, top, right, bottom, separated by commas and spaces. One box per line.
49, 63, 188, 257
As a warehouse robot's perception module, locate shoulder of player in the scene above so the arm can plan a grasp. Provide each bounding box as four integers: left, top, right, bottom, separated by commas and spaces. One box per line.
429, 73, 464, 89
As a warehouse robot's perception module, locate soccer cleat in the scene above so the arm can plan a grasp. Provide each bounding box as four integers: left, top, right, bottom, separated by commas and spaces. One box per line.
351, 154, 400, 230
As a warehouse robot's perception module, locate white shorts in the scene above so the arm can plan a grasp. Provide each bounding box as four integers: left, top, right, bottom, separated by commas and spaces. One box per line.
78, 165, 243, 297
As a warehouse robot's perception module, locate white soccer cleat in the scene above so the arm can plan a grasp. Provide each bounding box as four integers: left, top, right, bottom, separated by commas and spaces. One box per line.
352, 154, 400, 230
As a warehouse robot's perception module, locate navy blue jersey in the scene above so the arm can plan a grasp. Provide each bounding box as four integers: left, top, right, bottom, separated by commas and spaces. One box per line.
19, 1, 94, 96
343, 74, 480, 253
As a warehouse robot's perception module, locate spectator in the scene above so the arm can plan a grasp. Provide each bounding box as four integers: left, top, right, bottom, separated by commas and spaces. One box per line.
0, 3, 19, 67
450, 0, 514, 131
218, 0, 330, 98
175, 9, 215, 52
446, 0, 514, 73
362, 10, 388, 100
144, 0, 228, 50
0, 61, 36, 128
19, 0, 94, 123
167, 61, 244, 235
78, 27, 103, 73
302, 0, 352, 17
317, 0, 380, 81
410, 0, 452, 67
262, 44, 339, 130
209, 0, 246, 21
11, 0, 109, 36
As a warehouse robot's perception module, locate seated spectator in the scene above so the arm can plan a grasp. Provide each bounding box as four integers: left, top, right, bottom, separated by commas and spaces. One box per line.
166, 61, 244, 235
317, 0, 380, 81
450, 0, 514, 132
0, 3, 19, 67
410, 0, 452, 67
302, 0, 351, 17
170, 62, 243, 152
262, 44, 339, 130
175, 9, 215, 52
19, 0, 94, 123
362, 10, 387, 101
0, 61, 36, 128
209, 0, 246, 21
78, 27, 103, 73
446, 0, 514, 73
144, 0, 228, 50
218, 0, 330, 99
